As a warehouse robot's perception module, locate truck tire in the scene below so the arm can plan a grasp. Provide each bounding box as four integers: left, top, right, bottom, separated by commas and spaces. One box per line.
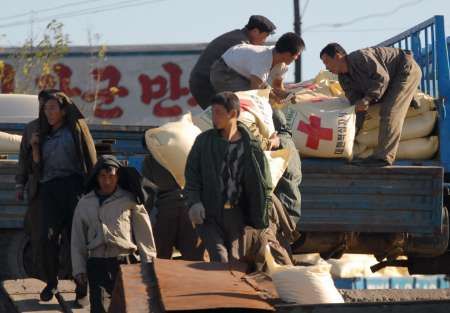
0, 229, 32, 279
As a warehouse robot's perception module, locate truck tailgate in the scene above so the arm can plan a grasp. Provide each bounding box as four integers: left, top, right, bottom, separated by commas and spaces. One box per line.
299, 164, 443, 235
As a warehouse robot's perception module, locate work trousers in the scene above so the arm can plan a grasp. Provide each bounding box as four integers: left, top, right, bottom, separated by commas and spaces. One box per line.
189, 74, 216, 110
372, 58, 422, 164
38, 174, 83, 285
87, 257, 126, 313
198, 207, 246, 263
198, 205, 293, 269
154, 206, 205, 261
210, 58, 251, 93
272, 109, 302, 227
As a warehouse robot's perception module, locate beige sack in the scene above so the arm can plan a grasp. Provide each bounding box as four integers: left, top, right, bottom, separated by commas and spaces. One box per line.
0, 131, 22, 153
144, 113, 202, 188
192, 108, 290, 189
356, 111, 437, 148
354, 136, 439, 160
361, 92, 436, 131
265, 149, 290, 188
397, 136, 439, 159
265, 246, 344, 304
283, 101, 356, 159
193, 89, 276, 136
328, 254, 409, 278
235, 89, 276, 138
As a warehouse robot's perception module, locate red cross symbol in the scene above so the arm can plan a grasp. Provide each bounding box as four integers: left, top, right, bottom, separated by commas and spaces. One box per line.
298, 115, 333, 150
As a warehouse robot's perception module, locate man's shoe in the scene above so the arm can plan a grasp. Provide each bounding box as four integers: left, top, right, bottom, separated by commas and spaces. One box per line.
351, 157, 390, 167
40, 284, 57, 302
74, 281, 88, 308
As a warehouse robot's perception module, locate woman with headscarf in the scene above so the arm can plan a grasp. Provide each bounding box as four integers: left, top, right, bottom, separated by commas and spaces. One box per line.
29, 90, 96, 302
15, 89, 58, 279
71, 155, 156, 313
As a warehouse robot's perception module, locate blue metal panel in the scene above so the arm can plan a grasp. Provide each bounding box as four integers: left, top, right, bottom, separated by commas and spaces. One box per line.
334, 276, 449, 289
299, 164, 443, 234
378, 15, 450, 173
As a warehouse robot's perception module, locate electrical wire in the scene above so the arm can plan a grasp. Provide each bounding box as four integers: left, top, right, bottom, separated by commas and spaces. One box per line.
0, 0, 169, 29
303, 0, 425, 32
0, 0, 106, 22
301, 0, 311, 19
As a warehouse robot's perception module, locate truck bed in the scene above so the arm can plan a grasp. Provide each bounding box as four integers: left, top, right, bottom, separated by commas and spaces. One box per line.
299, 162, 444, 235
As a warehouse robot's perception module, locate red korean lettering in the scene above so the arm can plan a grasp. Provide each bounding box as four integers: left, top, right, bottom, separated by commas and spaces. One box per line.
35, 63, 82, 97
82, 65, 129, 119
139, 62, 194, 117
0, 63, 15, 93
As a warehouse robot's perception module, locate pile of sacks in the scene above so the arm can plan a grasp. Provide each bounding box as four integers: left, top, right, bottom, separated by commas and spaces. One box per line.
144, 112, 290, 190
281, 70, 439, 160
353, 92, 438, 159
0, 131, 22, 153
295, 253, 409, 278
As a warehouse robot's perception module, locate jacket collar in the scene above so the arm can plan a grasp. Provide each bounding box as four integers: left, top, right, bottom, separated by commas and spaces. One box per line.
85, 187, 130, 204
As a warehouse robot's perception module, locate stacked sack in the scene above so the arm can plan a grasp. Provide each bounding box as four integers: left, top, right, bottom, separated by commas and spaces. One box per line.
280, 72, 356, 159
353, 92, 438, 159
283, 71, 439, 160
146, 110, 290, 191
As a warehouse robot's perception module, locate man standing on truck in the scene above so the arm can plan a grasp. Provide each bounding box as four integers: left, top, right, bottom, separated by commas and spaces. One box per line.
320, 43, 422, 166
185, 92, 292, 267
189, 15, 276, 109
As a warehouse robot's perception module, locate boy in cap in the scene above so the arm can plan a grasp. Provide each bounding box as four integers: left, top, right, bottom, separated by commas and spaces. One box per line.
71, 155, 156, 312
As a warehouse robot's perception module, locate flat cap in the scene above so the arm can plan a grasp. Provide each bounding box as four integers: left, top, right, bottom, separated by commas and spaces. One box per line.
246, 15, 276, 34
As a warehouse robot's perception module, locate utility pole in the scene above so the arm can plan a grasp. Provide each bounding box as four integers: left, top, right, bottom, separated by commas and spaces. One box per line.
293, 0, 302, 82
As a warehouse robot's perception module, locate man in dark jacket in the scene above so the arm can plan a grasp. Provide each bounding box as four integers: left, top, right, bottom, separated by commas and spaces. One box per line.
185, 91, 273, 263
141, 152, 204, 261
320, 43, 422, 166
189, 15, 276, 109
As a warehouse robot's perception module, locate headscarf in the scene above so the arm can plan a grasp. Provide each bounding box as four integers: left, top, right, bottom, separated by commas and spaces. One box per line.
38, 90, 84, 137
85, 155, 148, 204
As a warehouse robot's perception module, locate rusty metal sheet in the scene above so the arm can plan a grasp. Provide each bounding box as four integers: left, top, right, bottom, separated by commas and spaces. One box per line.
154, 258, 275, 311
110, 264, 163, 313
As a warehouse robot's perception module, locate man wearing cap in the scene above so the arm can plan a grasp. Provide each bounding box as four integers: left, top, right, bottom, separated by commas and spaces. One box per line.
189, 15, 276, 109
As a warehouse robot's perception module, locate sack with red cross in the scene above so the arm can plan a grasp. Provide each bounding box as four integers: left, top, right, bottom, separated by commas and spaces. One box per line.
283, 99, 356, 159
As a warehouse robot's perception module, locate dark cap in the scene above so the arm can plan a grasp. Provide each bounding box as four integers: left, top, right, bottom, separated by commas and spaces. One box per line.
245, 15, 276, 34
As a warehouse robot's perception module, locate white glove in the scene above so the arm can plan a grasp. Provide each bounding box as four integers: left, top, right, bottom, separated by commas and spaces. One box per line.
189, 202, 205, 225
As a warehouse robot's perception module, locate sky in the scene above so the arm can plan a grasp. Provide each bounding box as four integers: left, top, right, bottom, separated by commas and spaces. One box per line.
0, 0, 449, 80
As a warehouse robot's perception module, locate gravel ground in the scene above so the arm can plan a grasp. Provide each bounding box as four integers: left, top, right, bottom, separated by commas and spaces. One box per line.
340, 289, 450, 302
1, 279, 449, 313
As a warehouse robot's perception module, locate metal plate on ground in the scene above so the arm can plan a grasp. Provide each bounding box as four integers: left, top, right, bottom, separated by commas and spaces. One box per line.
154, 258, 275, 311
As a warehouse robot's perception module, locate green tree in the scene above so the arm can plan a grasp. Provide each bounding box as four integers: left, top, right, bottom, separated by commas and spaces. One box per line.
0, 19, 70, 94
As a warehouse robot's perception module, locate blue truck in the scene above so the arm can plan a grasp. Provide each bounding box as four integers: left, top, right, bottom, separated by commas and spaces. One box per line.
0, 15, 449, 278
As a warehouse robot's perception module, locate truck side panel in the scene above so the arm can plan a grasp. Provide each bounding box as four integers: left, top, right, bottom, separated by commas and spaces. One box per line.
299, 164, 443, 234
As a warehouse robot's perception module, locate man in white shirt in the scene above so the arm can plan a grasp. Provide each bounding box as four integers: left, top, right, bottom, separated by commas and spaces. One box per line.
210, 32, 305, 233
210, 32, 304, 96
